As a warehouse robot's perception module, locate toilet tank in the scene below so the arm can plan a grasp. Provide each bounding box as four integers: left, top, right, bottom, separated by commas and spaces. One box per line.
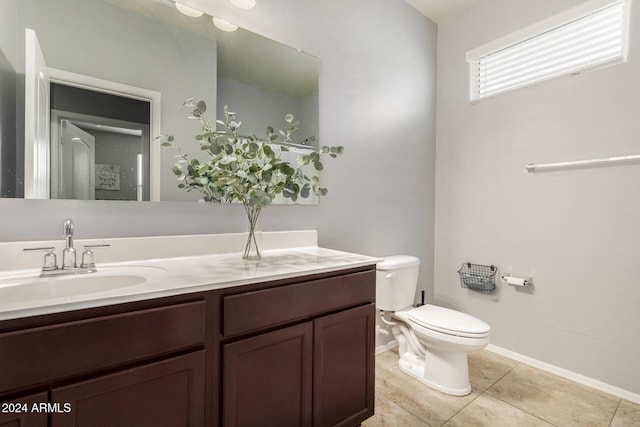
376, 255, 420, 311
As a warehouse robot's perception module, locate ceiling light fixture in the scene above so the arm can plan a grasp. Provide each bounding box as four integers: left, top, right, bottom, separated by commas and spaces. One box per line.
230, 0, 256, 9
213, 17, 238, 32
175, 1, 204, 17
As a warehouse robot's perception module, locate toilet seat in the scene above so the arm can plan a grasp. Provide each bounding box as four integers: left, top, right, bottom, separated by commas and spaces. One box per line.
407, 304, 490, 338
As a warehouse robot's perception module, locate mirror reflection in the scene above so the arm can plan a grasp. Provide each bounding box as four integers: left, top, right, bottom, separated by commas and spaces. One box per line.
0, 0, 320, 203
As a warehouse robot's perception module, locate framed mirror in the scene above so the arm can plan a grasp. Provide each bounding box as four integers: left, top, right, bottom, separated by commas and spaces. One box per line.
0, 0, 320, 203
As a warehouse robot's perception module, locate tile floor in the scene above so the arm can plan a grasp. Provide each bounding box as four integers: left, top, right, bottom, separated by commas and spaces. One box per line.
363, 348, 640, 427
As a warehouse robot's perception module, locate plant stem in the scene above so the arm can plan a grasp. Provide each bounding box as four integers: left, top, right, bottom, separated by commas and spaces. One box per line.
243, 204, 262, 260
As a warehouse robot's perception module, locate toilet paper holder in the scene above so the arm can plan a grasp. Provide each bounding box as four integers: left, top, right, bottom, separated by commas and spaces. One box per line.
500, 273, 533, 287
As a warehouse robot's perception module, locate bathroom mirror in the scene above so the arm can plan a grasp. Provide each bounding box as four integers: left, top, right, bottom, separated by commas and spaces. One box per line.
0, 0, 320, 203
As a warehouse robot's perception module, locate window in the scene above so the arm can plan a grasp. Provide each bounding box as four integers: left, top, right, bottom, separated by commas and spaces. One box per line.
466, 0, 631, 102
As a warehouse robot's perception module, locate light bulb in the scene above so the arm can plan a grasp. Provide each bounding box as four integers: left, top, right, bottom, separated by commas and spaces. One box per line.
175, 2, 203, 17
213, 17, 238, 32
230, 0, 256, 9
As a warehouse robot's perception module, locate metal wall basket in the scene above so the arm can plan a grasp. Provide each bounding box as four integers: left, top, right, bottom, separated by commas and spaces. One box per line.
457, 262, 497, 293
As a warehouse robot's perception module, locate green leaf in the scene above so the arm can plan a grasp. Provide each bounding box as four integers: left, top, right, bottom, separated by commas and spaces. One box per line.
210, 142, 222, 155
192, 100, 206, 117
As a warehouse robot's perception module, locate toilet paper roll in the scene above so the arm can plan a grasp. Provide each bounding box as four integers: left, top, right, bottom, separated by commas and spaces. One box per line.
505, 276, 527, 286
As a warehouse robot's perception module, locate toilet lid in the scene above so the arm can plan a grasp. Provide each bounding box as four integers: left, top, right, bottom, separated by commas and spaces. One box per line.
407, 305, 490, 338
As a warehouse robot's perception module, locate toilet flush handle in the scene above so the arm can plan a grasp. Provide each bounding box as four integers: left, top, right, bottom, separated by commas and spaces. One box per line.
385, 272, 397, 278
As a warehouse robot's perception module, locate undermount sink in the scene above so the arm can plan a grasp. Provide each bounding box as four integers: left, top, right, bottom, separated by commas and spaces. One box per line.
0, 265, 167, 305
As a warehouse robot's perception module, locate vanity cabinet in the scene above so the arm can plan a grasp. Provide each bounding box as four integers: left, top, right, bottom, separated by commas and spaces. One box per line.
0, 301, 207, 427
220, 270, 376, 427
0, 392, 48, 427
0, 265, 376, 427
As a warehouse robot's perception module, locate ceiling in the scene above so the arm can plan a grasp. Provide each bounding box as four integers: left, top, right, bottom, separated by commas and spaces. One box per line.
404, 0, 480, 23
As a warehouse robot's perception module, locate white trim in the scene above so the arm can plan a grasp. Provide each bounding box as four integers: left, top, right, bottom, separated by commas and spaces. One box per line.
47, 68, 162, 201
486, 344, 640, 404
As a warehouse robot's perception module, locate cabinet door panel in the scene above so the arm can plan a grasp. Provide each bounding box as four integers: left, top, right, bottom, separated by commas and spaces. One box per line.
223, 322, 313, 427
0, 391, 48, 427
313, 304, 375, 427
50, 351, 205, 427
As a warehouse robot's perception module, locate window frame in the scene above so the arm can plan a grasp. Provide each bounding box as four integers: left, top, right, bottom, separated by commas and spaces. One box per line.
465, 0, 632, 102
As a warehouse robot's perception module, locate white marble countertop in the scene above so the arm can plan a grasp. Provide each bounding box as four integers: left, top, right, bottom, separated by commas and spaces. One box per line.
0, 245, 381, 321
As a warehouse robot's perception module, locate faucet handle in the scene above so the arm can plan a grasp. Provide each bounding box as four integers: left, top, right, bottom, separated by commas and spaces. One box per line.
23, 247, 58, 272
81, 244, 110, 269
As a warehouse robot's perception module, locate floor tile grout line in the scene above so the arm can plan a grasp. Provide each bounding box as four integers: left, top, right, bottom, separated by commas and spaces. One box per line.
607, 399, 623, 427
373, 350, 633, 427
436, 362, 521, 426
488, 360, 623, 427
376, 385, 438, 426
383, 393, 431, 426
485, 359, 519, 391
437, 393, 479, 426
375, 389, 434, 426
487, 360, 566, 426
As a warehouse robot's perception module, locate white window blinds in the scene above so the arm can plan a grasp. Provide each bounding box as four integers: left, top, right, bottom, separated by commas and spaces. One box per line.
466, 0, 630, 102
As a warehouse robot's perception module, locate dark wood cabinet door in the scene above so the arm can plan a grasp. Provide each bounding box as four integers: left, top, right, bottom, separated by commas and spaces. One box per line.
313, 304, 375, 427
223, 322, 313, 427
50, 351, 206, 427
0, 392, 48, 427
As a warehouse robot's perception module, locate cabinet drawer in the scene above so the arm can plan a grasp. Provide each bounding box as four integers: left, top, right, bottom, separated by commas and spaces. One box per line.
0, 300, 205, 394
223, 270, 375, 337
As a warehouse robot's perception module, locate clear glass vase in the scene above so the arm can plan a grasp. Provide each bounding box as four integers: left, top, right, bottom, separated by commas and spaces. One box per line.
242, 205, 262, 260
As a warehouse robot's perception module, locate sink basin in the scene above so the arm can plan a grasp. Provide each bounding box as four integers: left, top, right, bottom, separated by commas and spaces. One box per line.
0, 265, 167, 305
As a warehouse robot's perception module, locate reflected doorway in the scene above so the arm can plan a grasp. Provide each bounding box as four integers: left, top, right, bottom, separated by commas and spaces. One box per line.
50, 83, 151, 201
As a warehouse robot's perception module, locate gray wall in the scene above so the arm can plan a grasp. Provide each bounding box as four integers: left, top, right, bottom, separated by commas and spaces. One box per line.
0, 0, 438, 314
217, 77, 318, 146
435, 0, 640, 394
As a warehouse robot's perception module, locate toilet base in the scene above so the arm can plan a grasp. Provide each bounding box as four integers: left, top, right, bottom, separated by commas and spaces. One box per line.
398, 347, 472, 396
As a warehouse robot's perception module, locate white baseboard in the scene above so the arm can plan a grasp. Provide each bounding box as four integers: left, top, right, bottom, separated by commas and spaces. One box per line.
375, 340, 398, 355
486, 344, 640, 404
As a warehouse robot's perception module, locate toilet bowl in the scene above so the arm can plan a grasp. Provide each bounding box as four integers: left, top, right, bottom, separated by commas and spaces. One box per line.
376, 255, 491, 396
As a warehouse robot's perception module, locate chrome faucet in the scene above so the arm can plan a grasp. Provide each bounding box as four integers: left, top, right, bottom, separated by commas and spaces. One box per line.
24, 219, 110, 277
62, 218, 76, 269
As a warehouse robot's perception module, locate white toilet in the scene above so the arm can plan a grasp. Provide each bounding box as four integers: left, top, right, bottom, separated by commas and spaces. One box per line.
376, 255, 490, 396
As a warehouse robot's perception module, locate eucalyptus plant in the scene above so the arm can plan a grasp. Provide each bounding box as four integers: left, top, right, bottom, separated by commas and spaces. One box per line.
159, 98, 343, 259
